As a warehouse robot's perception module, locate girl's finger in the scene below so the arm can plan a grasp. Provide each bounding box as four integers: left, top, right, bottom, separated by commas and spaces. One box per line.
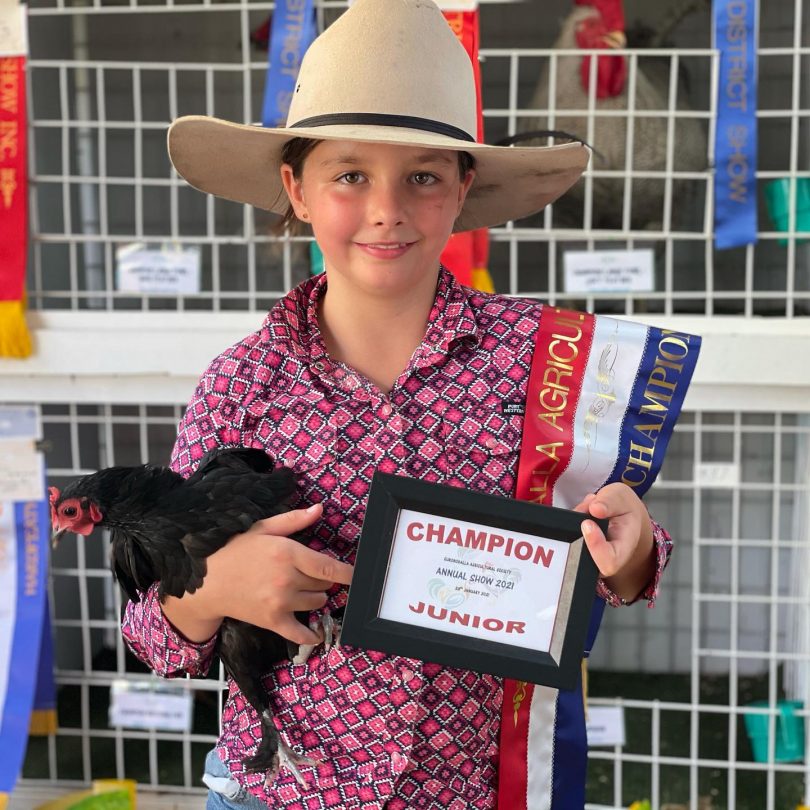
289, 590, 329, 612
573, 492, 597, 513
582, 518, 622, 578
254, 502, 324, 535
272, 613, 323, 646
295, 543, 355, 586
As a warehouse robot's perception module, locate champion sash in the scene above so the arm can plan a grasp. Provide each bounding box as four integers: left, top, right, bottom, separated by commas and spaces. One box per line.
260, 0, 316, 129
498, 308, 701, 810
713, 0, 758, 249
0, 408, 50, 804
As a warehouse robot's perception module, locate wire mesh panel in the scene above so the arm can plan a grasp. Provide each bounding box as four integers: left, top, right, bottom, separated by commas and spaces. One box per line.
21, 404, 221, 798
4, 402, 806, 810
587, 412, 810, 809
23, 0, 810, 315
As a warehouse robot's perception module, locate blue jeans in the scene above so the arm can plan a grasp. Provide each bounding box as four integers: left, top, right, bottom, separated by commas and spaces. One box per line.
203, 749, 269, 809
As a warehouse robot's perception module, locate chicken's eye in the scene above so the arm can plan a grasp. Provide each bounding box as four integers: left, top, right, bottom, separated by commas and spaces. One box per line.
63, 506, 77, 517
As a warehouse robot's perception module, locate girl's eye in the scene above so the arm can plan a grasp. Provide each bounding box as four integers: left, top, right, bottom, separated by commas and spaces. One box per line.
337, 172, 365, 185
412, 172, 438, 186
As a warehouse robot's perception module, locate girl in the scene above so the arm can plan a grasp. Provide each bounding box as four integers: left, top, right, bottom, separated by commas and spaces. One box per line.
122, 0, 672, 807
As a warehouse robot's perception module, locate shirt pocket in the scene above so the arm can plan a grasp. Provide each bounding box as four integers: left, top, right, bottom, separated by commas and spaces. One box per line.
438, 405, 522, 495
245, 404, 340, 505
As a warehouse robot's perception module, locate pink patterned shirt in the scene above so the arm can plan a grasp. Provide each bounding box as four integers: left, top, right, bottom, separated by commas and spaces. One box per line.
122, 267, 672, 809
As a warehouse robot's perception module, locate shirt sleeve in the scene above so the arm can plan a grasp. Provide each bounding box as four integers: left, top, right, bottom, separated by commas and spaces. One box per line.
121, 582, 218, 678
596, 517, 673, 608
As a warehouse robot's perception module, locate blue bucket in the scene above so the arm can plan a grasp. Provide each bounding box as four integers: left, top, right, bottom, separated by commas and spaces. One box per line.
743, 700, 805, 763
764, 178, 810, 245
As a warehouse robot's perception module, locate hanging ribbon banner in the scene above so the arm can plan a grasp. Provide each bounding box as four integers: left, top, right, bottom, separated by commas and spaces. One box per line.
0, 1, 31, 358
260, 0, 316, 129
498, 312, 701, 810
440, 4, 493, 292
0, 406, 50, 805
712, 0, 758, 249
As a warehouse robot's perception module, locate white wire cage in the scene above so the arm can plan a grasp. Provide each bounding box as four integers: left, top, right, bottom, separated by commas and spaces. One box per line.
4, 0, 810, 807
6, 404, 807, 810
22, 0, 810, 316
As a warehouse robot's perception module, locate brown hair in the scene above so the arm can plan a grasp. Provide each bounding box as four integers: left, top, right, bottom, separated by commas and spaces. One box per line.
275, 137, 476, 234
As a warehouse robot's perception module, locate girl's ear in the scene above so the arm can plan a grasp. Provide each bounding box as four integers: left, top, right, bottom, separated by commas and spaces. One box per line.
456, 169, 476, 217
280, 164, 309, 222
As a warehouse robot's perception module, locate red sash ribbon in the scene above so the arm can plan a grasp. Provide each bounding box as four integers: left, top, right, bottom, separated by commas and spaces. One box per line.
498, 307, 596, 810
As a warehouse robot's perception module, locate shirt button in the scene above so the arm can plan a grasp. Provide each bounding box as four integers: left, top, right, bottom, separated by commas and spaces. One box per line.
401, 668, 414, 683
381, 403, 393, 418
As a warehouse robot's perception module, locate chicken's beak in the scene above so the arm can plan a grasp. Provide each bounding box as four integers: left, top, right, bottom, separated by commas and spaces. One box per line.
51, 527, 67, 548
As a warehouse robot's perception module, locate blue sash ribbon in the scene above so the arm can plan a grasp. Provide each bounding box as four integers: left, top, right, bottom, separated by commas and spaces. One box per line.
261, 0, 317, 129
713, 0, 758, 249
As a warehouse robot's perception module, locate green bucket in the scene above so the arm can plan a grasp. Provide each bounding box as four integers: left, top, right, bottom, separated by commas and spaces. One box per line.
743, 700, 805, 763
764, 178, 810, 245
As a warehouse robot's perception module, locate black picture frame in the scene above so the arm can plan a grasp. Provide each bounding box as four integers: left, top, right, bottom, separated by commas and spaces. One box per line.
341, 472, 606, 690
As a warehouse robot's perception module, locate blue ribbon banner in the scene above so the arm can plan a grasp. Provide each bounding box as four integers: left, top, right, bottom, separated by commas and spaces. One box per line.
713, 0, 759, 249
0, 407, 51, 799
261, 0, 317, 129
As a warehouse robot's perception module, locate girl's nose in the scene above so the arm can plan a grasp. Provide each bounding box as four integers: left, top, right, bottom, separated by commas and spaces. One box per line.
369, 182, 406, 227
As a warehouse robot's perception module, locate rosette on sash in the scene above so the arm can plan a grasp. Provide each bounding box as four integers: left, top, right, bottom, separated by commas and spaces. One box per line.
0, 3, 31, 358
498, 308, 701, 810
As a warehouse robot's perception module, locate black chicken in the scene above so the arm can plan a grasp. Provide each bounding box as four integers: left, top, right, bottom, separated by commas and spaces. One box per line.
49, 447, 332, 785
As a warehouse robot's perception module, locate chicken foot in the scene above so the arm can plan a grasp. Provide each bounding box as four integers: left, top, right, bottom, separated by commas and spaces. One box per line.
292, 613, 341, 665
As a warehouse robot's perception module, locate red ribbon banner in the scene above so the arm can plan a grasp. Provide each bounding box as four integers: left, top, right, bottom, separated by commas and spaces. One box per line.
441, 7, 493, 292
0, 55, 31, 357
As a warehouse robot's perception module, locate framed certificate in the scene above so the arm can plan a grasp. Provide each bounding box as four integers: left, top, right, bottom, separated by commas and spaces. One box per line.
341, 472, 605, 689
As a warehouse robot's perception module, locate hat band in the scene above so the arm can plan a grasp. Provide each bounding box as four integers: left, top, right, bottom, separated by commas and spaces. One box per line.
290, 112, 475, 143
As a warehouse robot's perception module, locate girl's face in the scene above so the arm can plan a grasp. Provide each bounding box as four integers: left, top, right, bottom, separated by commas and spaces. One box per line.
280, 140, 475, 299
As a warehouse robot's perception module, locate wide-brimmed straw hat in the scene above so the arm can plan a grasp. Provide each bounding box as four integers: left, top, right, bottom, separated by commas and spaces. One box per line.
167, 0, 589, 232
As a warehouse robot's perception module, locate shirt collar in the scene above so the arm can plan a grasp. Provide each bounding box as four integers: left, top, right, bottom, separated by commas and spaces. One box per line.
262, 265, 481, 365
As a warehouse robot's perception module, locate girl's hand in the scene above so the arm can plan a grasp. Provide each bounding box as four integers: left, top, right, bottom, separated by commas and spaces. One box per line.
161, 503, 354, 645
572, 483, 655, 602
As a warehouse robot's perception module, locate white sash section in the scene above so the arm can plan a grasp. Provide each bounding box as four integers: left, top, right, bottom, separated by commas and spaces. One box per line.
554, 317, 648, 510
525, 683, 558, 810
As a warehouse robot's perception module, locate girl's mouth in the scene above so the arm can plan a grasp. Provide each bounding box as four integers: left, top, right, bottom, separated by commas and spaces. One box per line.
355, 241, 415, 259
